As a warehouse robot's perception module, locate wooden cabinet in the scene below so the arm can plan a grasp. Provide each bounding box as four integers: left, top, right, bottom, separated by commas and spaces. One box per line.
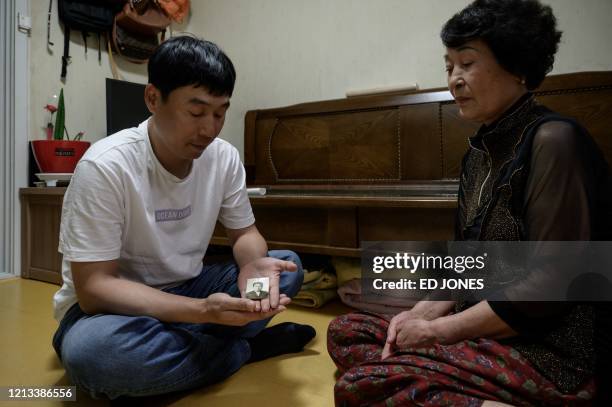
20, 188, 66, 285
19, 188, 457, 282
211, 192, 457, 257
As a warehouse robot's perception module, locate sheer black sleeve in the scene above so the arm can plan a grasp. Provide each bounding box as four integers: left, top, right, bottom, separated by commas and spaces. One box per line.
488, 121, 591, 335
524, 121, 591, 241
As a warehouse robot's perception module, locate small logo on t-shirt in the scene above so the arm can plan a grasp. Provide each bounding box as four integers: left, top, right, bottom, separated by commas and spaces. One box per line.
155, 205, 192, 222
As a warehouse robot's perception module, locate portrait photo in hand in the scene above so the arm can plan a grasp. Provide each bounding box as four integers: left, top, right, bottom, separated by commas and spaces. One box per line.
246, 277, 270, 300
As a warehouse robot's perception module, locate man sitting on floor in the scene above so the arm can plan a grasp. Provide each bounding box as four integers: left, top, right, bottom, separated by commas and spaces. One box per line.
51, 35, 315, 400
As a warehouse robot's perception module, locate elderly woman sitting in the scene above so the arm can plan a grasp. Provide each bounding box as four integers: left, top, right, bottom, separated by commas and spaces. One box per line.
327, 0, 612, 406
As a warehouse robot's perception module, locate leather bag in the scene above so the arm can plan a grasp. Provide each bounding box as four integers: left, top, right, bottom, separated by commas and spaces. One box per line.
111, 18, 164, 63
115, 0, 171, 36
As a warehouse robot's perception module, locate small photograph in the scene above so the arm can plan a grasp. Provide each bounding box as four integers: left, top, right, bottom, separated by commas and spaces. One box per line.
245, 277, 270, 300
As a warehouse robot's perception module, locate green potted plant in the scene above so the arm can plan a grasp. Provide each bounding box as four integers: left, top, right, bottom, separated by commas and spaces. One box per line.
31, 89, 90, 174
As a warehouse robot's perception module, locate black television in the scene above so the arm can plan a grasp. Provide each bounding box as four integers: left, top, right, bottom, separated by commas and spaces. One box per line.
105, 78, 150, 135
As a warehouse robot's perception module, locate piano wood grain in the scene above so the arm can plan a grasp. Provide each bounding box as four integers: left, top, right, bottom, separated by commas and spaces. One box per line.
218, 72, 612, 257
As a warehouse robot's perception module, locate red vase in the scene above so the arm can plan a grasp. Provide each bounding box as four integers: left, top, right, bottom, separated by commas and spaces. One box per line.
31, 140, 91, 173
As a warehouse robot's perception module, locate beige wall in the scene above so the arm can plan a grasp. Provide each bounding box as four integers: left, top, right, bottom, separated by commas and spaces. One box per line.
29, 0, 612, 155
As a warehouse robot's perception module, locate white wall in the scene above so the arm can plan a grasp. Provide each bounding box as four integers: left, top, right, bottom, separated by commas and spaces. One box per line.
29, 0, 612, 155
184, 0, 612, 153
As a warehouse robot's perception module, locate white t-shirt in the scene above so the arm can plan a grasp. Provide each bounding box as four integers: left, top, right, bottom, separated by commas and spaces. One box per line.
53, 119, 255, 321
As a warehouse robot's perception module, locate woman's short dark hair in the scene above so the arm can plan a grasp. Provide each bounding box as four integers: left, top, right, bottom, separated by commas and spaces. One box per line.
148, 35, 236, 100
441, 0, 562, 90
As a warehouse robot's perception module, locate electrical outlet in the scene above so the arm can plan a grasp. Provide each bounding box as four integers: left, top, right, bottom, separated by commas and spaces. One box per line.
17, 12, 32, 32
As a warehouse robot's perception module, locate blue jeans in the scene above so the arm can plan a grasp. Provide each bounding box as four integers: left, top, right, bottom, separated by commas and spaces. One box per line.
52, 250, 303, 399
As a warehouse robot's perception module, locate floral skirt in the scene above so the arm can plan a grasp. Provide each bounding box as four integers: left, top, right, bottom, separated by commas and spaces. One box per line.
327, 312, 595, 407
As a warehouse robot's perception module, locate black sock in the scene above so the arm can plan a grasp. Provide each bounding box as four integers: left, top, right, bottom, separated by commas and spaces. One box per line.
246, 322, 316, 363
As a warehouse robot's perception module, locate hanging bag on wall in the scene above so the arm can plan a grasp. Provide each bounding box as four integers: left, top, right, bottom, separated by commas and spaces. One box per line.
110, 0, 171, 64
111, 22, 163, 63
56, 0, 123, 79
156, 0, 190, 23
115, 0, 171, 36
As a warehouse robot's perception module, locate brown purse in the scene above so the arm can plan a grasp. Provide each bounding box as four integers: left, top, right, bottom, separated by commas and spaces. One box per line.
111, 19, 163, 64
115, 0, 171, 36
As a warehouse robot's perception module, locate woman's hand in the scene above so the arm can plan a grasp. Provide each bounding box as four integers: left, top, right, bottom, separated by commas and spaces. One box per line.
381, 301, 518, 360
382, 311, 442, 359
382, 316, 457, 359
381, 300, 456, 359
395, 319, 438, 348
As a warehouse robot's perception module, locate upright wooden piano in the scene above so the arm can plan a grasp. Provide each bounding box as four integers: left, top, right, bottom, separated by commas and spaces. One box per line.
212, 71, 612, 257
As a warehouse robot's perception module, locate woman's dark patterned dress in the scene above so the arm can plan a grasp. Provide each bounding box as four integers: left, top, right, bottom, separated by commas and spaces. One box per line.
328, 95, 612, 406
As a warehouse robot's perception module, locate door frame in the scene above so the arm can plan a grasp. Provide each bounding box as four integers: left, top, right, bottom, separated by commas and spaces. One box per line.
1, 0, 29, 276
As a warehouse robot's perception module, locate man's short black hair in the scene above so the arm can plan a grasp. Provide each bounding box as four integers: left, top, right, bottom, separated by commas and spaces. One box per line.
253, 281, 263, 288
148, 35, 236, 100
441, 0, 562, 90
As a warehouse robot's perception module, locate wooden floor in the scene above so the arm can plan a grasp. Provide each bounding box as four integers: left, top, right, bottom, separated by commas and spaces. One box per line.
0, 278, 351, 406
